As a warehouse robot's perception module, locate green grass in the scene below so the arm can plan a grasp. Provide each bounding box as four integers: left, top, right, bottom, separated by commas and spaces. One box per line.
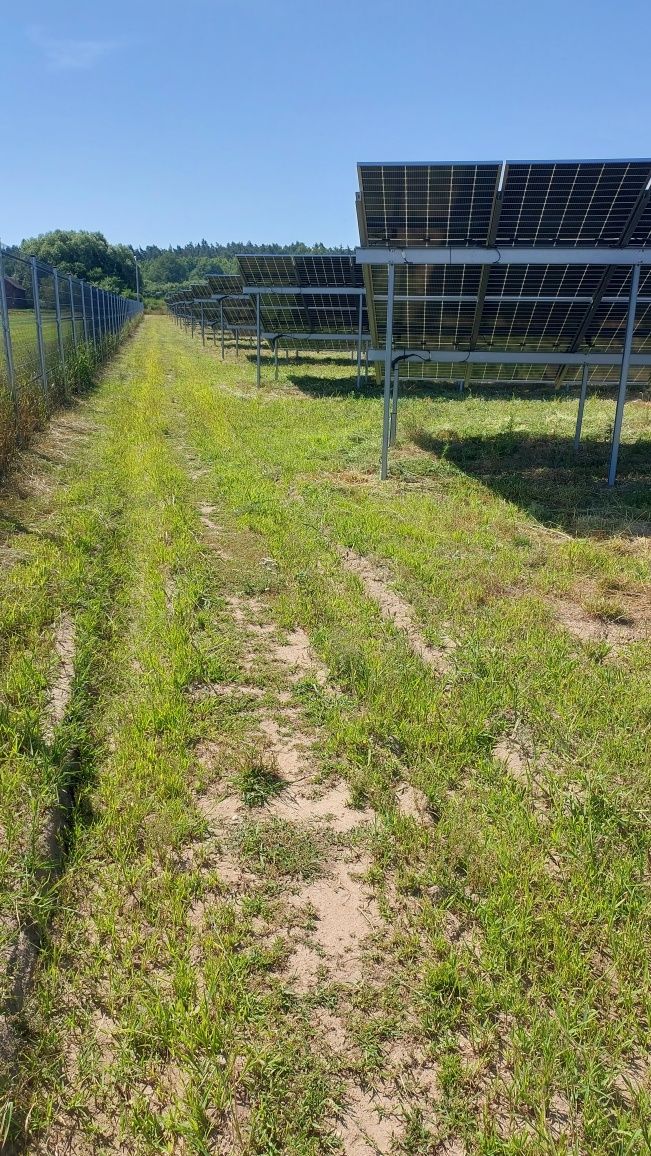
1, 316, 650, 1153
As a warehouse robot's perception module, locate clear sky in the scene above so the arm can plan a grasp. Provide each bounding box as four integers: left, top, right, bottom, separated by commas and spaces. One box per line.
3, 0, 650, 249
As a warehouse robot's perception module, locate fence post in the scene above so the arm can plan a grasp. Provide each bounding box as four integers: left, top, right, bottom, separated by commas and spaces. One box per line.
0, 246, 19, 422
30, 256, 48, 399
89, 286, 96, 349
68, 275, 78, 350
81, 281, 88, 343
53, 268, 66, 387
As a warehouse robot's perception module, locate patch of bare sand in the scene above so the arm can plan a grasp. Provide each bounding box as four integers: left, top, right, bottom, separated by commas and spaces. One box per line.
43, 613, 76, 742
188, 680, 264, 702
337, 1084, 400, 1155
198, 790, 242, 826
274, 626, 328, 684
270, 781, 369, 834
258, 716, 311, 783
225, 595, 277, 653
613, 1055, 649, 1106
550, 582, 650, 647
492, 730, 550, 819
395, 783, 432, 824
289, 857, 378, 985
340, 548, 454, 676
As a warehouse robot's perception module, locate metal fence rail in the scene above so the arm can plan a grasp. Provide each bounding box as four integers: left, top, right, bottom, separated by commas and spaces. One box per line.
0, 245, 143, 472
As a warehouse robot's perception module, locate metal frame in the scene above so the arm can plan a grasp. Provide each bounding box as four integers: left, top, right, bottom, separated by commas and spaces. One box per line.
356, 247, 651, 267
358, 244, 649, 485
169, 286, 371, 388
243, 285, 370, 388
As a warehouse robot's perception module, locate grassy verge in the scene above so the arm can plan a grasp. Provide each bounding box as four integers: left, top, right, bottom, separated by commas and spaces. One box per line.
2, 316, 650, 1154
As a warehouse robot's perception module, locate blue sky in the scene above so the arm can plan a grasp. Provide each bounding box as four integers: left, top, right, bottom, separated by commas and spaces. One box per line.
3, 0, 650, 249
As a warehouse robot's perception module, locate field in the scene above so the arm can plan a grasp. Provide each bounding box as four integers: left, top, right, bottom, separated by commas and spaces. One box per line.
1, 314, 650, 1154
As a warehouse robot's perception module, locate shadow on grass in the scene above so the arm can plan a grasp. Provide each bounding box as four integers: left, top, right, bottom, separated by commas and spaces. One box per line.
242, 352, 362, 372
408, 428, 651, 537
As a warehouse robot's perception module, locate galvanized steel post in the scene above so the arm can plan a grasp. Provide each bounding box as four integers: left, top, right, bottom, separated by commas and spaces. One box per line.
380, 262, 395, 480
31, 256, 48, 398
220, 300, 225, 359
390, 364, 399, 445
80, 281, 88, 343
68, 275, 78, 350
0, 246, 18, 420
608, 262, 641, 487
89, 286, 97, 349
256, 292, 261, 386
573, 364, 589, 450
53, 269, 66, 383
356, 295, 363, 390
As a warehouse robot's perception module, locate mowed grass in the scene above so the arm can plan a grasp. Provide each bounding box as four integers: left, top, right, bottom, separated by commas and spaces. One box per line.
1, 315, 650, 1153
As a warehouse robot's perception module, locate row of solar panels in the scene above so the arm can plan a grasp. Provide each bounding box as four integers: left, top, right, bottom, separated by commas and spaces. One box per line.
358, 160, 651, 383
168, 161, 651, 383
167, 255, 368, 349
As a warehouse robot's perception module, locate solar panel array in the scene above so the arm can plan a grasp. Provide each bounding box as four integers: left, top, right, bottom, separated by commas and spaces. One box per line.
237, 253, 368, 348
357, 160, 651, 382
168, 277, 258, 332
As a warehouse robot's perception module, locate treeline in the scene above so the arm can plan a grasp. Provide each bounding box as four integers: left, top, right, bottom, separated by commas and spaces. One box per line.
11, 231, 140, 296
134, 240, 352, 297
10, 232, 352, 302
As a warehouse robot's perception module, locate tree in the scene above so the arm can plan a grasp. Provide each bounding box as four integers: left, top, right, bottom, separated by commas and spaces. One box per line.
17, 230, 138, 295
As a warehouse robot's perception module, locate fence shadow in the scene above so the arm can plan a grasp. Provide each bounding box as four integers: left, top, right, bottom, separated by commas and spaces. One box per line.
408, 428, 651, 537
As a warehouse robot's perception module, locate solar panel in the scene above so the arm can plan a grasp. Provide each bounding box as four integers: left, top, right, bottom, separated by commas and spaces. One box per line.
237, 256, 296, 286
358, 163, 501, 245
205, 274, 244, 296
357, 160, 651, 382
237, 253, 368, 338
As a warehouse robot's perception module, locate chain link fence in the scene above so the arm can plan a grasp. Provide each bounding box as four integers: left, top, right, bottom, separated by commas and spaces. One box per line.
0, 245, 143, 472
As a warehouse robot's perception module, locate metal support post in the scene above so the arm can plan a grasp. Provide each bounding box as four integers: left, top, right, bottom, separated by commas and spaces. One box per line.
256, 293, 261, 386
380, 263, 395, 480
356, 295, 363, 390
0, 246, 18, 419
236, 329, 239, 357
80, 282, 87, 344
608, 262, 640, 487
274, 340, 278, 380
200, 304, 205, 345
574, 364, 589, 450
390, 364, 399, 445
68, 275, 78, 349
53, 269, 66, 383
90, 287, 97, 348
364, 345, 369, 385
31, 256, 48, 397
220, 301, 224, 358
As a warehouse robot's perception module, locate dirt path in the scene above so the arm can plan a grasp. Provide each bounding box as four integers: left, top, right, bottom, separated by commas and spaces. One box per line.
187, 497, 443, 1153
